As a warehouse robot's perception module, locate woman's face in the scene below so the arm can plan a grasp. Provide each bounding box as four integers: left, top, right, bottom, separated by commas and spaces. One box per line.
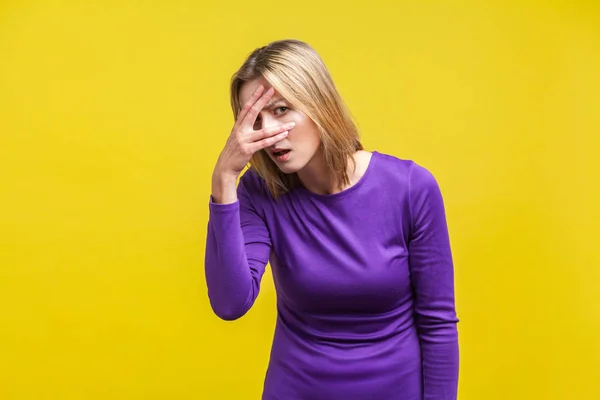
238, 77, 322, 174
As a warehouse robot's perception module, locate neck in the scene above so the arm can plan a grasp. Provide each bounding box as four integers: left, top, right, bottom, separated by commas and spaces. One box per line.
297, 148, 358, 195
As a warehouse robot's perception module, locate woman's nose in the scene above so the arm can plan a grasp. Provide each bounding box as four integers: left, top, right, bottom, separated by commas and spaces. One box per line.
259, 113, 277, 128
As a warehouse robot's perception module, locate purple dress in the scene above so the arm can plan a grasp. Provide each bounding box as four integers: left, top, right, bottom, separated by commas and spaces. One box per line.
205, 151, 459, 399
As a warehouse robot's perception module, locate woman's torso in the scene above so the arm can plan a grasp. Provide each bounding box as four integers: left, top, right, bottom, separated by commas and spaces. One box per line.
251, 151, 423, 399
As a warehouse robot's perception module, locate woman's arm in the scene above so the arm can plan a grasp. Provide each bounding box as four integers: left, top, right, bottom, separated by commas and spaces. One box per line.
204, 83, 292, 321
408, 162, 460, 400
204, 171, 272, 321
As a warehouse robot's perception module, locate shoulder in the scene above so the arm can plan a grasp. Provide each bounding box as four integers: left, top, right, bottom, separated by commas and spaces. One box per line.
373, 151, 437, 187
371, 151, 443, 209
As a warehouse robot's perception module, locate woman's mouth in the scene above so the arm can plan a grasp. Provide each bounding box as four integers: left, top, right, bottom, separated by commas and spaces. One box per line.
273, 149, 291, 162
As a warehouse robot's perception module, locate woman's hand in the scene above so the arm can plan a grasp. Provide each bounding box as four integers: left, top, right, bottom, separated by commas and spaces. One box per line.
211, 85, 294, 204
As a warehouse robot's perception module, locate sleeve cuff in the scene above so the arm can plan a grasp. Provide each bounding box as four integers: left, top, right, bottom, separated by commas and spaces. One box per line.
209, 195, 239, 214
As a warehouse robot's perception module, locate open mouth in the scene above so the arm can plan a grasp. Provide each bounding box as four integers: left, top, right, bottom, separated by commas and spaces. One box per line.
272, 149, 291, 162
273, 149, 290, 157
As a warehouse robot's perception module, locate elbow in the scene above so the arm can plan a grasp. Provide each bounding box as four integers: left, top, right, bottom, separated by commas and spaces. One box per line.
415, 314, 459, 344
206, 282, 258, 321
209, 300, 250, 321
417, 312, 460, 329
214, 309, 246, 321
414, 307, 459, 337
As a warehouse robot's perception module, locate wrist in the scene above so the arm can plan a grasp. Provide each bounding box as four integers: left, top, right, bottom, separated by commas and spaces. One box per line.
211, 169, 239, 204
212, 162, 239, 180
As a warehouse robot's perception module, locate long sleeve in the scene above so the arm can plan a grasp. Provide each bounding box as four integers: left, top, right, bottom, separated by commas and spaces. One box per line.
204, 172, 272, 321
407, 162, 460, 400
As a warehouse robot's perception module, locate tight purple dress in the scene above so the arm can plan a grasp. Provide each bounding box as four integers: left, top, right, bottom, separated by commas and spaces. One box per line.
205, 151, 459, 399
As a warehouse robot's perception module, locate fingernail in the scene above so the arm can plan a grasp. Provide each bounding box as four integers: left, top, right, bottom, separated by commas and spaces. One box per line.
285, 122, 295, 128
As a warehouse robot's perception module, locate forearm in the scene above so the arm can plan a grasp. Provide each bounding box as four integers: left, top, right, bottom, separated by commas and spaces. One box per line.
419, 321, 459, 400
205, 201, 255, 321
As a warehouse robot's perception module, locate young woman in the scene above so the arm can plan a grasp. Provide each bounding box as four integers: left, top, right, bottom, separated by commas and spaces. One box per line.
205, 39, 459, 400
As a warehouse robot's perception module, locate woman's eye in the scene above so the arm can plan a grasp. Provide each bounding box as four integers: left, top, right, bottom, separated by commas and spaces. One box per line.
254, 107, 288, 128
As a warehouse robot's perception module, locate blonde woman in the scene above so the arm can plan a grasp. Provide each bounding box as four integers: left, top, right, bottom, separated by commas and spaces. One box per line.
205, 39, 459, 400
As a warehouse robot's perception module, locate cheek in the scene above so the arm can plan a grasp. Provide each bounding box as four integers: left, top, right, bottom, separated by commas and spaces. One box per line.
289, 129, 320, 152
307, 130, 322, 150
286, 113, 321, 152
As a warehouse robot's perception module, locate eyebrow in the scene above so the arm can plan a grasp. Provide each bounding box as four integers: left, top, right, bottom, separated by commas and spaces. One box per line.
264, 97, 286, 109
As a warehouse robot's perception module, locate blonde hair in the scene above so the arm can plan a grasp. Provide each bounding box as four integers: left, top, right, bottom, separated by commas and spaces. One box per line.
230, 39, 363, 200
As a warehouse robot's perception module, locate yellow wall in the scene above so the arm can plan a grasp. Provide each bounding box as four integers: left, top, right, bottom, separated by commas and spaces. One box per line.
1, 0, 598, 398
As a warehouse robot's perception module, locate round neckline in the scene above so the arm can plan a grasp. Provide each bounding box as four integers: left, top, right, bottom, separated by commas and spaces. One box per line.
296, 150, 379, 201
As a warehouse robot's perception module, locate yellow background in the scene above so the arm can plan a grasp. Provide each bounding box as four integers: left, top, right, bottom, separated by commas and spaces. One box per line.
1, 0, 599, 398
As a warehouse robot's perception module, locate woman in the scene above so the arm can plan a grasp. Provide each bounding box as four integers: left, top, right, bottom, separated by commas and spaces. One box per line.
205, 39, 459, 400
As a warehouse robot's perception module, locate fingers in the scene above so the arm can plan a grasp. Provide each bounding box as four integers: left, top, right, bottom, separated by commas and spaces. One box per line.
247, 121, 295, 142
240, 86, 275, 131
236, 85, 265, 128
248, 130, 289, 154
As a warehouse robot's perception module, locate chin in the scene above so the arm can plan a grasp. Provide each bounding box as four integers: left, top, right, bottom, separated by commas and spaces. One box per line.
277, 164, 299, 174
271, 154, 309, 174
